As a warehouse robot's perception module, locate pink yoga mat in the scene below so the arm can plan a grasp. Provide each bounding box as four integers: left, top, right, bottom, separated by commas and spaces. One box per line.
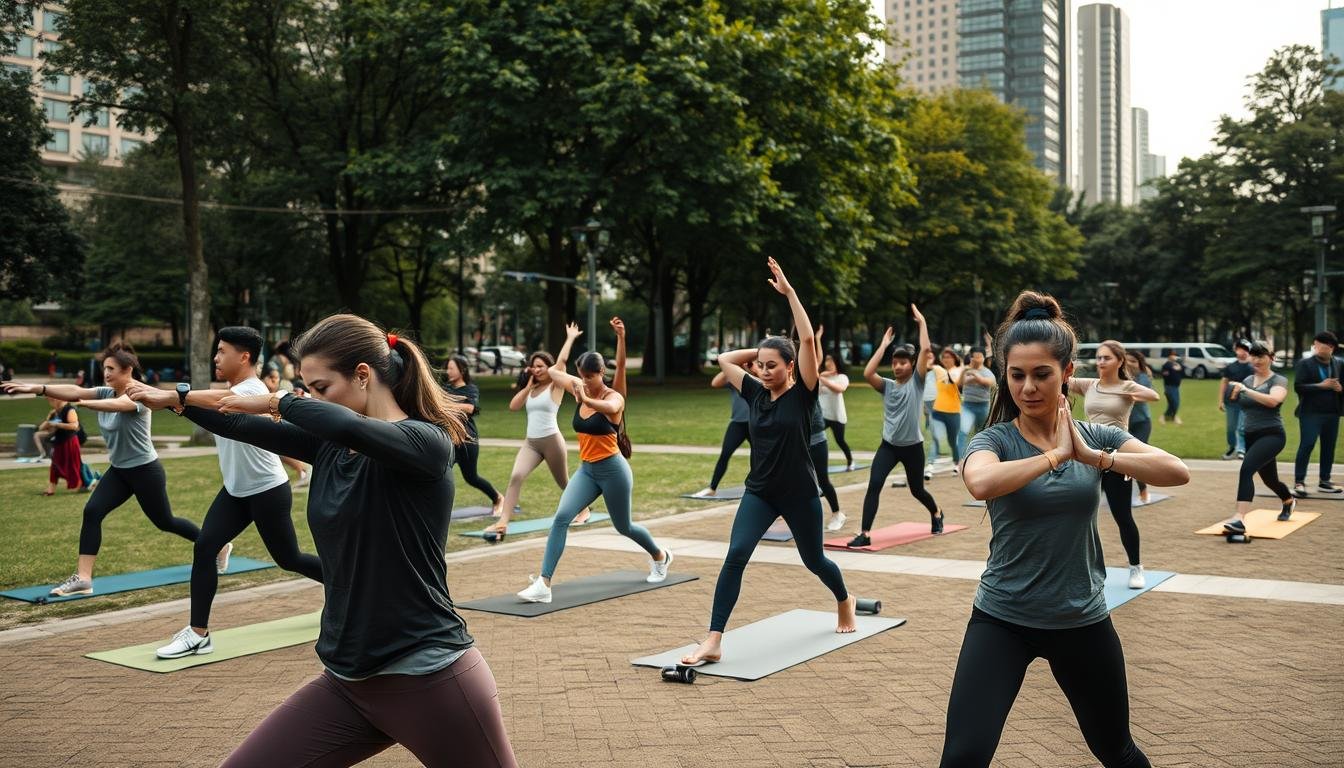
824, 521, 967, 551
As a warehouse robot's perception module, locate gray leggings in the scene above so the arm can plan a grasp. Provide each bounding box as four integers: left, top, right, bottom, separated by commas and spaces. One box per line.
500, 433, 569, 513
541, 453, 661, 580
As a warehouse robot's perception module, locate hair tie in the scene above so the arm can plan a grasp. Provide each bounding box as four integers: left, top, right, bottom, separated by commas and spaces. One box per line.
1023, 308, 1051, 321
387, 333, 399, 349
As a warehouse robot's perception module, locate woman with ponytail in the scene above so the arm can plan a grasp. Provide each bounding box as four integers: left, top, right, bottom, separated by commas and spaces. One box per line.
4, 342, 205, 597
516, 322, 671, 603
939, 293, 1188, 768
171, 314, 514, 767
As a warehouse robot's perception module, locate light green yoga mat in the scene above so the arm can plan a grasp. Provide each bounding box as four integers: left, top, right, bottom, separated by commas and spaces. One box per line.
86, 611, 320, 672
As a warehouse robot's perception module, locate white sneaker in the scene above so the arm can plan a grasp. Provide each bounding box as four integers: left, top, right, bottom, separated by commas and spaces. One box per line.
646, 549, 674, 583
49, 573, 92, 597
690, 487, 717, 499
296, 469, 310, 488
923, 469, 933, 482
156, 625, 213, 659
517, 575, 552, 603
215, 542, 233, 575
826, 511, 847, 532
1128, 564, 1145, 590
846, 462, 858, 472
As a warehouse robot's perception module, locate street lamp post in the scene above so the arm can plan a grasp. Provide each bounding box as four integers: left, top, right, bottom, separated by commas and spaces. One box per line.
1301, 205, 1338, 335
502, 217, 608, 353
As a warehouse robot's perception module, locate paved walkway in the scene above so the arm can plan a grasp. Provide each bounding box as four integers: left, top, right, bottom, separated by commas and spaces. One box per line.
0, 469, 1340, 767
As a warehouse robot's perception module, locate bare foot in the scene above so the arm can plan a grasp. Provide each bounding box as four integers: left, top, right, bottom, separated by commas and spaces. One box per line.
491, 496, 504, 517
574, 507, 592, 525
680, 634, 723, 666
836, 595, 858, 633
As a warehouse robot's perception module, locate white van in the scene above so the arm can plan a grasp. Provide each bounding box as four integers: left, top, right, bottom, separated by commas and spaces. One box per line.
1076, 342, 1236, 379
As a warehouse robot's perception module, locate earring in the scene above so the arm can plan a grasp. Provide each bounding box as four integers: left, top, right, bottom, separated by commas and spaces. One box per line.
361, 380, 367, 390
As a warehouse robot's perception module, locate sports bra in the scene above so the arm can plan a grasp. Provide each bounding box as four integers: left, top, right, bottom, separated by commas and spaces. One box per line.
573, 395, 621, 463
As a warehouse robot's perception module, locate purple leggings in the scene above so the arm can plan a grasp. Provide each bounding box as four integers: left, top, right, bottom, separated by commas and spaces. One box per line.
221, 648, 516, 767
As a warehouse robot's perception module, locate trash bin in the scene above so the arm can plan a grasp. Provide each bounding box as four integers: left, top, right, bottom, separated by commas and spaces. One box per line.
15, 424, 38, 458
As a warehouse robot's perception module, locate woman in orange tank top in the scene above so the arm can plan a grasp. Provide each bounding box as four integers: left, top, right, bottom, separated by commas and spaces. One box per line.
516, 322, 671, 604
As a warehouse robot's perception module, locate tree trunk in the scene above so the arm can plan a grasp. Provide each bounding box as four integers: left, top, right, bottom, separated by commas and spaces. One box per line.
174, 115, 214, 446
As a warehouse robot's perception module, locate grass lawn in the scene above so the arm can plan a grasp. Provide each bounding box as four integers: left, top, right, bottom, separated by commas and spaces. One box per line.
0, 447, 733, 630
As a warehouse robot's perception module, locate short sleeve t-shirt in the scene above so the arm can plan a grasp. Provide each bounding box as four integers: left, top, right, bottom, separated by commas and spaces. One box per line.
1238, 373, 1287, 433
961, 368, 996, 404
94, 386, 157, 468
1079, 378, 1145, 430
809, 400, 828, 445
1221, 360, 1253, 404
966, 420, 1132, 630
1161, 361, 1185, 387
216, 378, 289, 497
818, 374, 849, 423
446, 383, 481, 438
880, 374, 925, 446
933, 367, 962, 413
728, 387, 749, 423
739, 375, 820, 502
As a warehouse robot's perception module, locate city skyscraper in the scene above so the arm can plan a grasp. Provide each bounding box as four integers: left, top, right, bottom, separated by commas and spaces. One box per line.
1324, 4, 1344, 90
1078, 3, 1131, 205
886, 0, 959, 92
1130, 107, 1164, 201
957, 0, 1071, 186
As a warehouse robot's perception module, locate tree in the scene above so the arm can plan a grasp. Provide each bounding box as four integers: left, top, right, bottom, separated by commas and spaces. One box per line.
0, 1, 85, 303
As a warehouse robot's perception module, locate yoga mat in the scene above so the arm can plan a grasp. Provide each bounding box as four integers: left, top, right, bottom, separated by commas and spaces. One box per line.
631, 609, 906, 681
1258, 490, 1344, 502
1104, 567, 1174, 611
458, 513, 609, 538
761, 519, 794, 542
680, 485, 746, 501
459, 570, 698, 617
451, 505, 496, 520
86, 611, 321, 673
0, 557, 276, 604
824, 521, 967, 551
1195, 509, 1321, 539
828, 464, 869, 474
963, 492, 1171, 509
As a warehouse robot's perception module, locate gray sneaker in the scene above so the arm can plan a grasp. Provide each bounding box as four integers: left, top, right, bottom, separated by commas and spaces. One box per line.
49, 574, 92, 597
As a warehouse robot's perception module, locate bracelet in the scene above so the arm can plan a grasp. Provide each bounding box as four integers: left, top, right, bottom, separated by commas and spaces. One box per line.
1044, 450, 1059, 470
268, 391, 285, 423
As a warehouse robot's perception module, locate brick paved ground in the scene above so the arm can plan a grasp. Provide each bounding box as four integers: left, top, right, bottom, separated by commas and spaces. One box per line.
0, 468, 1340, 767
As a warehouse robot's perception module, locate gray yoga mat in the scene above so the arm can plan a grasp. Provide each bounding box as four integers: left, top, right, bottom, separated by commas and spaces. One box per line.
761, 519, 793, 542
963, 492, 1171, 509
459, 570, 698, 617
632, 609, 905, 681
681, 485, 746, 501
828, 463, 869, 474
451, 505, 496, 520
1257, 490, 1344, 502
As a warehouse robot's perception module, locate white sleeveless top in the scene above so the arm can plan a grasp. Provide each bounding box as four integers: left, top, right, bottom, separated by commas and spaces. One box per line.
525, 384, 561, 438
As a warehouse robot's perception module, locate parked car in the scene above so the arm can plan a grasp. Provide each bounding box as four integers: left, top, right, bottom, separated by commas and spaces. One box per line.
1076, 342, 1236, 379
474, 346, 526, 373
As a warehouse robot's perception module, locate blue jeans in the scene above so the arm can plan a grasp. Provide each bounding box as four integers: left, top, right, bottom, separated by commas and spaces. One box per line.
1224, 402, 1245, 454
1163, 386, 1181, 419
960, 401, 990, 446
924, 401, 946, 461
932, 410, 963, 462
1294, 413, 1339, 485
541, 453, 660, 580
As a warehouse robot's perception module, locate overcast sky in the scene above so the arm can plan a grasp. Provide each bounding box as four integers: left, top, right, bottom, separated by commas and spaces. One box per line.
871, 0, 1330, 167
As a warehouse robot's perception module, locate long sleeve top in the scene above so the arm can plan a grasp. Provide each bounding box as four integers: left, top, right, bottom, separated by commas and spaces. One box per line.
183, 396, 472, 678
1293, 356, 1342, 416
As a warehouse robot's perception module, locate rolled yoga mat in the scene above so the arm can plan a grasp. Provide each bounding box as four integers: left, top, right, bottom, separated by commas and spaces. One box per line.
963, 491, 1171, 509
458, 513, 610, 538
1195, 509, 1321, 539
1103, 567, 1175, 611
680, 485, 746, 501
459, 570, 698, 618
824, 521, 967, 551
0, 557, 276, 604
631, 608, 906, 681
86, 611, 321, 673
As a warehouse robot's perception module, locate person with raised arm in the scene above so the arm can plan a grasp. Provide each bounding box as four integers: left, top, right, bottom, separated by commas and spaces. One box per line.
679, 258, 855, 667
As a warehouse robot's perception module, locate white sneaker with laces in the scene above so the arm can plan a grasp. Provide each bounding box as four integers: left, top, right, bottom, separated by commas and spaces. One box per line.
826, 511, 847, 532
216, 542, 233, 575
1128, 564, 1145, 589
156, 625, 213, 659
690, 487, 717, 499
646, 549, 673, 583
49, 573, 92, 597
517, 575, 552, 603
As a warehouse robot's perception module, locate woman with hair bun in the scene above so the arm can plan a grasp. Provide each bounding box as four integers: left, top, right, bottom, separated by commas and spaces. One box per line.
3, 342, 205, 598
941, 292, 1189, 768
171, 314, 515, 766
516, 322, 671, 603
679, 259, 855, 667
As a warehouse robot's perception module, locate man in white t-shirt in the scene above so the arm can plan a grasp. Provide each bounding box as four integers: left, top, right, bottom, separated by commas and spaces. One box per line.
129, 327, 322, 658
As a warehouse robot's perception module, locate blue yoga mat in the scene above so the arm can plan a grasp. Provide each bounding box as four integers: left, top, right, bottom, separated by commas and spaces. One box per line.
459, 513, 610, 538
0, 557, 276, 604
1103, 566, 1174, 611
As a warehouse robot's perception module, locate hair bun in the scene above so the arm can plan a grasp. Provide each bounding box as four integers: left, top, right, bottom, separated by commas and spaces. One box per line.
1023, 308, 1051, 320
1008, 291, 1062, 323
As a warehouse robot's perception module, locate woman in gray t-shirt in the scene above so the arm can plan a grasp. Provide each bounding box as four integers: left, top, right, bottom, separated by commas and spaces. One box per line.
941, 293, 1189, 768
2, 343, 200, 598
1222, 341, 1296, 534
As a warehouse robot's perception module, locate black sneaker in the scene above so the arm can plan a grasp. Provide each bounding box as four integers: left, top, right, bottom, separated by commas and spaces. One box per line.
847, 533, 871, 548
1278, 499, 1296, 522
1222, 519, 1246, 534
931, 511, 945, 535
1317, 482, 1343, 495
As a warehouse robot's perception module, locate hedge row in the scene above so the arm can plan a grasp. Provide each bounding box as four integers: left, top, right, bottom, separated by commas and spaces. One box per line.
0, 340, 189, 375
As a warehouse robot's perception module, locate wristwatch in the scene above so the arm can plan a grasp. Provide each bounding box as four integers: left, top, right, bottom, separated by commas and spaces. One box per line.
175, 383, 191, 413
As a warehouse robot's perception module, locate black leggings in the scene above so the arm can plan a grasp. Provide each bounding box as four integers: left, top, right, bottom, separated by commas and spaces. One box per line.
79, 460, 199, 555
824, 419, 853, 465
709, 420, 751, 490
1101, 472, 1140, 566
809, 440, 840, 514
1128, 419, 1152, 494
861, 440, 938, 532
191, 483, 322, 628
709, 492, 847, 632
456, 440, 501, 505
940, 608, 1150, 768
1238, 428, 1291, 503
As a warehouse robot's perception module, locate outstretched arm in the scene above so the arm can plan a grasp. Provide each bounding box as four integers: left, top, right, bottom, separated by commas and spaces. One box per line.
182, 405, 319, 464
548, 322, 584, 394
2, 381, 100, 401
766, 257, 817, 391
